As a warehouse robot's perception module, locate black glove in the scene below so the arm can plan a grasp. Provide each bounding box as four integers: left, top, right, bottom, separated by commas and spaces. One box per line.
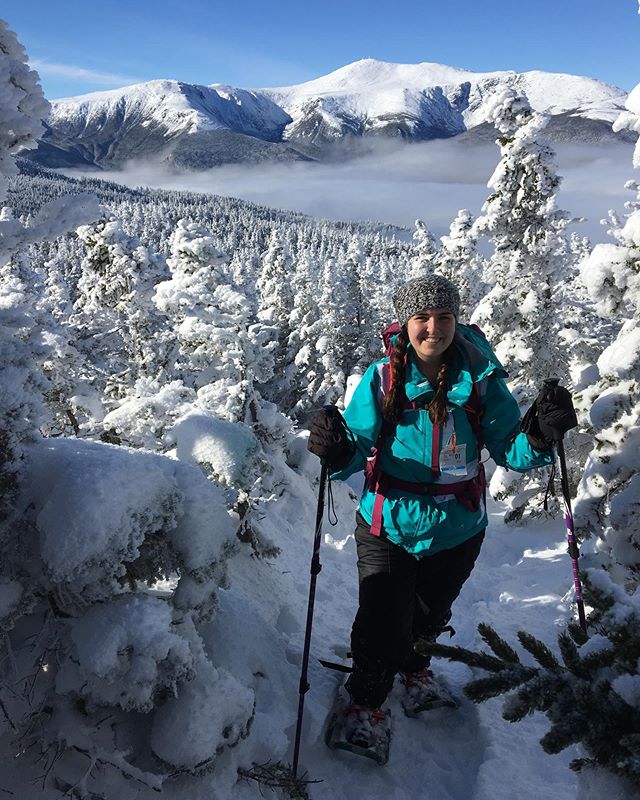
307, 406, 355, 469
521, 381, 578, 450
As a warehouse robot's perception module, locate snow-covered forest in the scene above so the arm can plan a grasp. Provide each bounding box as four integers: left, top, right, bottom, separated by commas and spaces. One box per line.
2, 17, 640, 800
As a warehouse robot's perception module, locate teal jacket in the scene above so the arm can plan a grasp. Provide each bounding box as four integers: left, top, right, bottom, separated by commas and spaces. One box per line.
332, 324, 553, 558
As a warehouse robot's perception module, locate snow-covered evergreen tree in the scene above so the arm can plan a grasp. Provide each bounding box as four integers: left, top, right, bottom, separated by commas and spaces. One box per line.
418, 568, 640, 794
435, 208, 487, 315
0, 21, 98, 526
287, 247, 321, 419
256, 229, 295, 405
470, 89, 576, 522
308, 255, 355, 408
0, 30, 258, 794
152, 218, 269, 429
407, 218, 438, 280
574, 84, 640, 586
72, 216, 168, 413
471, 89, 572, 397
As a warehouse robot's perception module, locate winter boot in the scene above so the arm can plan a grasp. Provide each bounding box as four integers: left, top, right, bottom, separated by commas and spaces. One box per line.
325, 685, 392, 764
399, 668, 458, 717
342, 702, 388, 749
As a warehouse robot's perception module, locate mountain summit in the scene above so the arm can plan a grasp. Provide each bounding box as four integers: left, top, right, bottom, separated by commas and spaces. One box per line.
28, 59, 629, 170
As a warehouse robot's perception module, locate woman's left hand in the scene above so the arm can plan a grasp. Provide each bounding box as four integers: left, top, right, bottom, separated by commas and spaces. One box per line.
521, 383, 578, 449
536, 384, 578, 443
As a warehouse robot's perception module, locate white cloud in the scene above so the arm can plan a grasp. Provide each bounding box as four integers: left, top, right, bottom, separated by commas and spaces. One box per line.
30, 59, 142, 88
62, 139, 636, 243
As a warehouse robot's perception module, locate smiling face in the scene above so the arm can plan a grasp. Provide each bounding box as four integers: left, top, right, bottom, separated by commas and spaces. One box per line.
406, 308, 456, 369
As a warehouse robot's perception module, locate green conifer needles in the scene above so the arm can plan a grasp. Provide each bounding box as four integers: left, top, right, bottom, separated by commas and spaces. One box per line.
416, 571, 640, 787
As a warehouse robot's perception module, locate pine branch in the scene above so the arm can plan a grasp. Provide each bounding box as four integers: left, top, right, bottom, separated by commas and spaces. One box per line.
503, 673, 569, 721
417, 640, 505, 673
464, 667, 537, 703
237, 761, 321, 800
478, 622, 521, 664
540, 719, 582, 755
517, 631, 561, 671
567, 621, 589, 646
570, 757, 596, 773
558, 631, 583, 674
580, 648, 617, 673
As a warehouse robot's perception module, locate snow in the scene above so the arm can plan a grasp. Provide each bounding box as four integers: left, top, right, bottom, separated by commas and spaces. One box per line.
261, 59, 626, 140
622, 209, 640, 246
63, 594, 194, 712
612, 674, 640, 707
169, 412, 260, 487
30, 437, 181, 582
597, 321, 640, 378
50, 78, 290, 141
3, 24, 640, 799
613, 82, 640, 168
262, 59, 623, 118
205, 444, 586, 800
150, 617, 255, 770
0, 578, 22, 621
9, 431, 562, 798
45, 59, 626, 162
24, 434, 236, 595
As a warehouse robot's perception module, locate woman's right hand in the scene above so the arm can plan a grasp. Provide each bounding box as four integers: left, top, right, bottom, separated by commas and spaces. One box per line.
308, 406, 355, 469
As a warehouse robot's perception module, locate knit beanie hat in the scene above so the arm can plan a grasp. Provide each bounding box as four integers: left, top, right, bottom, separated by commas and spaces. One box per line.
392, 275, 460, 327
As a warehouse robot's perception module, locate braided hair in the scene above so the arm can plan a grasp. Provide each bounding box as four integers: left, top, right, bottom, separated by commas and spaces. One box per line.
382, 326, 409, 426
429, 359, 450, 427
382, 325, 451, 427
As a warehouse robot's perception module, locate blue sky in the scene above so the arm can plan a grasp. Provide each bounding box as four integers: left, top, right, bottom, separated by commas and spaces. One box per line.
5, 1, 639, 99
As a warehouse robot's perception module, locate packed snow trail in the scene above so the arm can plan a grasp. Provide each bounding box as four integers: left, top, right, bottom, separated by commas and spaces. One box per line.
216, 444, 578, 800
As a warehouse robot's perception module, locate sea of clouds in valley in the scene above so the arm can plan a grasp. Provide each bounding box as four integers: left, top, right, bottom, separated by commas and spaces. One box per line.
61, 138, 636, 242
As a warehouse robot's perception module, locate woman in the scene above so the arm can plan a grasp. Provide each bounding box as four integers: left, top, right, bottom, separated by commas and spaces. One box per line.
308, 274, 576, 750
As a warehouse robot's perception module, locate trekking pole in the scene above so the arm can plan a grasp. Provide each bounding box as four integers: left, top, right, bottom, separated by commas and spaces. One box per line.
543, 379, 587, 634
292, 462, 328, 778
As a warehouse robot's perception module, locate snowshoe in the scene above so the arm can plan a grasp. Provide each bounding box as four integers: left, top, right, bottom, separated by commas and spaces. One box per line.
399, 668, 459, 718
324, 684, 391, 765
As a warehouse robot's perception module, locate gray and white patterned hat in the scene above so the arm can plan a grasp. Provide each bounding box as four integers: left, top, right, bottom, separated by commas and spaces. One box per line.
392, 275, 460, 327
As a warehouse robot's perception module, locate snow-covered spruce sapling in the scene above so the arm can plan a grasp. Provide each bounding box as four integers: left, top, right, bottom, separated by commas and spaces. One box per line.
0, 21, 99, 527
573, 83, 640, 588
153, 218, 269, 428
287, 247, 322, 420
471, 87, 574, 393
470, 88, 575, 523
2, 438, 254, 792
407, 218, 438, 280
435, 208, 487, 314
256, 229, 295, 406
73, 215, 169, 413
416, 569, 640, 788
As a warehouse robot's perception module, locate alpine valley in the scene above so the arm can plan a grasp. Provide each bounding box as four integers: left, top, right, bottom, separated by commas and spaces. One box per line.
25, 58, 631, 170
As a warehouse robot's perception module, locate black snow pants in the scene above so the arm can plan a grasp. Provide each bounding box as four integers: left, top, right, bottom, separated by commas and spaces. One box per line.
345, 511, 485, 708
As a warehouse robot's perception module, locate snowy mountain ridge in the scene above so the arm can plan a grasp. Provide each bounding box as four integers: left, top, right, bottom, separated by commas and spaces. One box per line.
29, 58, 629, 170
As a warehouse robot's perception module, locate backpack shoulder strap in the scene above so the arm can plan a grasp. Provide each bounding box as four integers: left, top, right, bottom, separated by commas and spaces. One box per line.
462, 381, 484, 450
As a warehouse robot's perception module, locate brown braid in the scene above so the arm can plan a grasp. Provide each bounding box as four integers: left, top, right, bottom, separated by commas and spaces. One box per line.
382, 326, 409, 425
382, 327, 452, 427
428, 357, 450, 426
